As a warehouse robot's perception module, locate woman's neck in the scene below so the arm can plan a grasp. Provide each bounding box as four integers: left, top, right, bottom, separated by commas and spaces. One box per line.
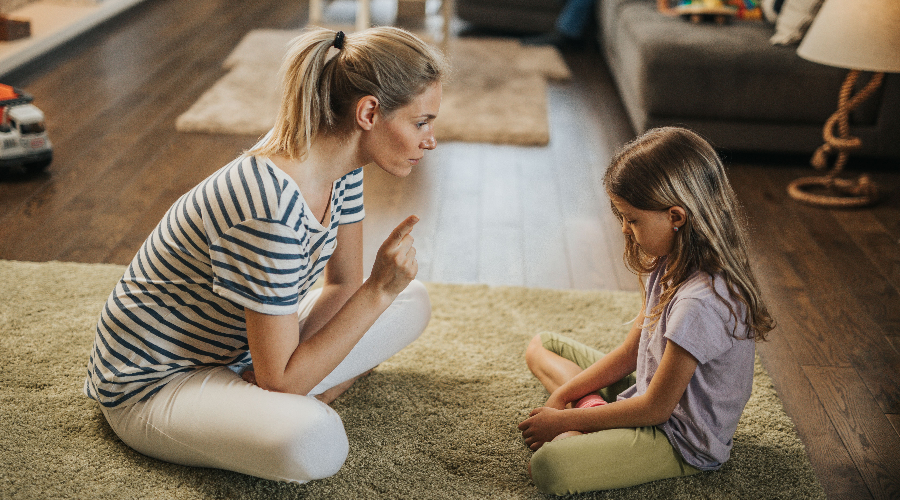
269, 131, 365, 223
279, 131, 364, 185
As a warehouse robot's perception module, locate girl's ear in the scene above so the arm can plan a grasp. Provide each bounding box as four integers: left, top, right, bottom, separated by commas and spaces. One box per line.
355, 96, 379, 131
669, 206, 687, 230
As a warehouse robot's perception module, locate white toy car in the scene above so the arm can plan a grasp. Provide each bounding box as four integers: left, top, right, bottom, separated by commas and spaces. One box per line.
0, 84, 52, 173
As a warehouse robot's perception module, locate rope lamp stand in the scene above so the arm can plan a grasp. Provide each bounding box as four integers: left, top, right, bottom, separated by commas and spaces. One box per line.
787, 70, 882, 208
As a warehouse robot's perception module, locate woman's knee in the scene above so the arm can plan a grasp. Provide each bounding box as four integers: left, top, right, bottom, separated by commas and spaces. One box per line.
402, 279, 431, 321
393, 279, 431, 339
265, 399, 349, 481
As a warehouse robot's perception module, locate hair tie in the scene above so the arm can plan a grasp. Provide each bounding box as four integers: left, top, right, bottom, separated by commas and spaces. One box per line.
333, 31, 345, 50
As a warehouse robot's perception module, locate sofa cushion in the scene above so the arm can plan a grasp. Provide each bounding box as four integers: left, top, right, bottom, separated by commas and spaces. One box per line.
455, 0, 565, 34
605, 0, 865, 130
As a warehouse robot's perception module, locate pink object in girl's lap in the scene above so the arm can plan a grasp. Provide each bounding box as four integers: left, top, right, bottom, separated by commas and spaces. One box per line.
575, 394, 608, 408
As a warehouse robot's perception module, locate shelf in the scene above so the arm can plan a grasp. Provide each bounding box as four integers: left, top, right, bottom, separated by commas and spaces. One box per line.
0, 0, 147, 76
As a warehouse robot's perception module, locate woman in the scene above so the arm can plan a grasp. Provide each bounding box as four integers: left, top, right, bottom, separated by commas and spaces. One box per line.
83, 26, 447, 483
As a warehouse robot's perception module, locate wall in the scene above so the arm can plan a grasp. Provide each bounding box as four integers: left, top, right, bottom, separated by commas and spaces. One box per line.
1, 0, 34, 14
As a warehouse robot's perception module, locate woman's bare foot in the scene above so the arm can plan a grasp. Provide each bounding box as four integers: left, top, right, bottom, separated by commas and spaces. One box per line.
314, 368, 375, 404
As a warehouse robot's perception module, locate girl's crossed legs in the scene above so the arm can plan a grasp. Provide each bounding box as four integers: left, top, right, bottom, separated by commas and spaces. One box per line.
525, 332, 700, 494
101, 280, 431, 483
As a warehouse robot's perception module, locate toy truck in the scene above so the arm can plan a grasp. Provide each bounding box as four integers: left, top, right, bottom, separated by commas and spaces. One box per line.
0, 84, 52, 172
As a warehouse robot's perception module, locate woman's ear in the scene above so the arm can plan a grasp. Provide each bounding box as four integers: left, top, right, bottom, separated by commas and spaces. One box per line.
669, 206, 687, 229
355, 96, 379, 131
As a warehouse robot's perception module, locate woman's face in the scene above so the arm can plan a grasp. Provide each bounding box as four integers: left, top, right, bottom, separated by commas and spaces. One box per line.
365, 82, 442, 177
609, 194, 678, 257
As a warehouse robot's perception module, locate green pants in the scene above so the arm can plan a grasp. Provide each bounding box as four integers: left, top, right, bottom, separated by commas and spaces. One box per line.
530, 333, 701, 495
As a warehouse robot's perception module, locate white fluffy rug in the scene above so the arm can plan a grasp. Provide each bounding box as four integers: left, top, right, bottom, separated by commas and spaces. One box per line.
175, 30, 571, 146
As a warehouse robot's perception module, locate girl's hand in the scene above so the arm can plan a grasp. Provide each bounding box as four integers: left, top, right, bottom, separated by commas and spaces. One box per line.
518, 407, 566, 451
241, 369, 257, 385
545, 391, 569, 410
368, 215, 419, 298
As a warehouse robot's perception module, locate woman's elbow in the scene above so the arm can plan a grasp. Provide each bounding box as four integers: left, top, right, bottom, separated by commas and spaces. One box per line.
257, 377, 287, 393
255, 373, 305, 395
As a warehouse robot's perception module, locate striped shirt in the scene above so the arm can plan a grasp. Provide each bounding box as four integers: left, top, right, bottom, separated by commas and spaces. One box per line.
84, 155, 365, 408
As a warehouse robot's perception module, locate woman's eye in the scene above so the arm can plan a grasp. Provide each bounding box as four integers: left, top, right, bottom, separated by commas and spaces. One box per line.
416, 122, 427, 129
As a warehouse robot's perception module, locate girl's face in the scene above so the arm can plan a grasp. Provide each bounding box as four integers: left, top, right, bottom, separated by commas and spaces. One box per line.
365, 82, 442, 177
609, 194, 681, 257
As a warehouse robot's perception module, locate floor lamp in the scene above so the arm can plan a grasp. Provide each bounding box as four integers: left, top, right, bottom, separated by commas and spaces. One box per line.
787, 0, 900, 208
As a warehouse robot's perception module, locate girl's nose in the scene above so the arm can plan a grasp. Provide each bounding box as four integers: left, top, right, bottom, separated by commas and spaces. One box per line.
621, 220, 631, 235
422, 134, 436, 150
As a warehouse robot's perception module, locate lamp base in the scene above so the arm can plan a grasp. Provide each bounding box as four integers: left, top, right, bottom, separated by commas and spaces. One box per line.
787, 174, 878, 208
787, 70, 883, 208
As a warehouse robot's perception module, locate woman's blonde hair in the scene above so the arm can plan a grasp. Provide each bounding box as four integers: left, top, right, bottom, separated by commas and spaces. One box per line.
249, 26, 448, 160
603, 127, 775, 340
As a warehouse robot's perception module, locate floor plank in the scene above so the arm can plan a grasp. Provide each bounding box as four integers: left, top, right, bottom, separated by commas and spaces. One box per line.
805, 366, 900, 500
888, 414, 900, 437
756, 325, 872, 499
729, 165, 854, 368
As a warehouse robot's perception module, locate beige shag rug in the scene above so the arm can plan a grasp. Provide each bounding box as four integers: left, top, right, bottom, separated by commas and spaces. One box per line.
174, 30, 571, 146
0, 260, 824, 499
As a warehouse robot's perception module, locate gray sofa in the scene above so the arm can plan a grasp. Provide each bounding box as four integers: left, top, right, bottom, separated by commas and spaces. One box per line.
455, 0, 565, 35
455, 0, 900, 158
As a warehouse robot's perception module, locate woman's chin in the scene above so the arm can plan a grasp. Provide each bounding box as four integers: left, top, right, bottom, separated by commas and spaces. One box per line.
378, 162, 414, 178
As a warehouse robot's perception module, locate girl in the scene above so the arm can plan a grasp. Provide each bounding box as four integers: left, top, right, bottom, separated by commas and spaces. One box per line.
83, 27, 447, 483
518, 127, 775, 494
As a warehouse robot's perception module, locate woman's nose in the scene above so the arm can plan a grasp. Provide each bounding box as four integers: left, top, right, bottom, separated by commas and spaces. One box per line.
421, 134, 436, 150
621, 220, 631, 235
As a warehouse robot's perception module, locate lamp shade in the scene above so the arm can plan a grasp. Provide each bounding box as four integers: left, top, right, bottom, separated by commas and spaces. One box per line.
797, 0, 900, 73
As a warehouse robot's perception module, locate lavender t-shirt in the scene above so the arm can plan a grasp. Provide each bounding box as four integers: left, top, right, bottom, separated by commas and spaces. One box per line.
617, 260, 755, 470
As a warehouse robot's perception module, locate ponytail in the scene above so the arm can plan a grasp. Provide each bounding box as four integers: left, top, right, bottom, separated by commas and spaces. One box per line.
249, 26, 447, 161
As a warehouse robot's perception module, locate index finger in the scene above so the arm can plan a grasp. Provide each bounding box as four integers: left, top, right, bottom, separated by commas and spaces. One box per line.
391, 215, 420, 240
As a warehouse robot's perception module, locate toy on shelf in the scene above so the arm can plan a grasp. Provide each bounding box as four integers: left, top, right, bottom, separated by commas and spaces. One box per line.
666, 0, 762, 22
727, 0, 763, 20
0, 84, 52, 173
0, 15, 30, 42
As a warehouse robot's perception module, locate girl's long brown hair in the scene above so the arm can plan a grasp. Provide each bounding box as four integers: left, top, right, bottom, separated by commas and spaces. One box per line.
604, 127, 775, 340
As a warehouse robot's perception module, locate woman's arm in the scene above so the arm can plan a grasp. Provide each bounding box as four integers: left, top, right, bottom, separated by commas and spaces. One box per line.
297, 219, 364, 342
520, 337, 698, 451
544, 309, 645, 409
245, 215, 419, 395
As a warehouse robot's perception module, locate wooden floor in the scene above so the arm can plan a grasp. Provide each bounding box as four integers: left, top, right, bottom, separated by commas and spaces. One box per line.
1, 0, 898, 498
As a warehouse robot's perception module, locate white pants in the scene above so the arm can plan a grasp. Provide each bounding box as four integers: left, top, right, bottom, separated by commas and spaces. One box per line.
100, 280, 431, 483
